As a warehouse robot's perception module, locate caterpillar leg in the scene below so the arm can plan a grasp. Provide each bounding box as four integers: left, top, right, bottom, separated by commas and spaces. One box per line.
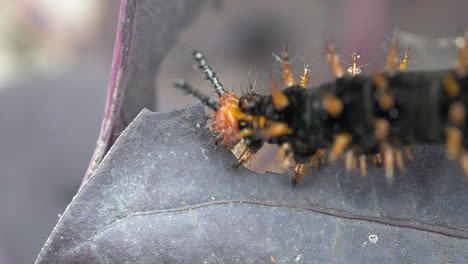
310, 148, 327, 168
344, 153, 369, 178
345, 152, 371, 178
382, 143, 395, 183
359, 155, 367, 178
445, 101, 465, 159
461, 152, 468, 178
275, 143, 299, 185
326, 42, 345, 78
345, 151, 357, 172
329, 133, 352, 162
292, 149, 326, 185
292, 162, 307, 186
395, 149, 405, 171
272, 143, 294, 170
232, 130, 265, 169
232, 146, 256, 168
369, 148, 405, 181
404, 147, 414, 161
372, 153, 383, 166
232, 113, 266, 168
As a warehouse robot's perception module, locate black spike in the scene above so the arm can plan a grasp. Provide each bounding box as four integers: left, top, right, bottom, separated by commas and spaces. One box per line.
192, 51, 227, 97
173, 80, 220, 111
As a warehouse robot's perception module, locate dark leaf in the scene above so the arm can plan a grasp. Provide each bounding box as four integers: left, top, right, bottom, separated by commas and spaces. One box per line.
36, 103, 468, 263
83, 0, 203, 185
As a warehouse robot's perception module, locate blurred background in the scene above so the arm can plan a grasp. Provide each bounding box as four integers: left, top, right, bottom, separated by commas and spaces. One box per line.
0, 0, 467, 263
0, 0, 118, 263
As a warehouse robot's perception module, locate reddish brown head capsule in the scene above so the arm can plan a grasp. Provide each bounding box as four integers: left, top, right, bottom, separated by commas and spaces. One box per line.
212, 93, 241, 148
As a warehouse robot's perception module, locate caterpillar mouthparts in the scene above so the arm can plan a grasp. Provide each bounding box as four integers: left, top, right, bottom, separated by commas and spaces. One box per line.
174, 33, 468, 185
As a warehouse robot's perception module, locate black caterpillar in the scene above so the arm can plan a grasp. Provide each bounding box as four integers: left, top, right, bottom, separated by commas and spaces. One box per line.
174, 35, 468, 185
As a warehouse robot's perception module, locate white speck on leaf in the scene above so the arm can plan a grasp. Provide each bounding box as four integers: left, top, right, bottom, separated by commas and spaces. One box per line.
368, 234, 378, 244
294, 254, 303, 262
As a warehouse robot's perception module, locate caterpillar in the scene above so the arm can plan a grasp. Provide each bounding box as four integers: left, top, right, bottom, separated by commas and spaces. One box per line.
174, 34, 468, 185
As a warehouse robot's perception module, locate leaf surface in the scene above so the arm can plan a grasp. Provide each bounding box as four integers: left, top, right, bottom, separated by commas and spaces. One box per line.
37, 103, 468, 264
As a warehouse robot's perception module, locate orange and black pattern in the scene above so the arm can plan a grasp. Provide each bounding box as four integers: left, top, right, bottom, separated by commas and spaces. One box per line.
174, 34, 468, 185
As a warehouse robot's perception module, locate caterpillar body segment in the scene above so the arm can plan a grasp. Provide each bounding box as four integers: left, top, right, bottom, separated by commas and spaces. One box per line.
174, 38, 468, 184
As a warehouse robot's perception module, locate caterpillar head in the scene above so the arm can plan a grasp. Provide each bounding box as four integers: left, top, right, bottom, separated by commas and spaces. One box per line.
211, 92, 241, 148
174, 51, 264, 149
238, 92, 263, 113
212, 91, 264, 148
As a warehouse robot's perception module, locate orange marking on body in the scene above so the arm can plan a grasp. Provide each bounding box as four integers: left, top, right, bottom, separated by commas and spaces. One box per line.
444, 73, 460, 97
211, 93, 240, 148
258, 116, 267, 128
237, 112, 255, 122
379, 93, 394, 111
373, 69, 388, 90
271, 78, 289, 110
449, 102, 466, 125
239, 128, 254, 138
375, 118, 389, 140
262, 122, 292, 138
373, 69, 394, 110
322, 93, 343, 117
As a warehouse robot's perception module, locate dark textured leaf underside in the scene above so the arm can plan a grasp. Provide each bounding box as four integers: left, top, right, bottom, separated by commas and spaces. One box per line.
37, 103, 468, 263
